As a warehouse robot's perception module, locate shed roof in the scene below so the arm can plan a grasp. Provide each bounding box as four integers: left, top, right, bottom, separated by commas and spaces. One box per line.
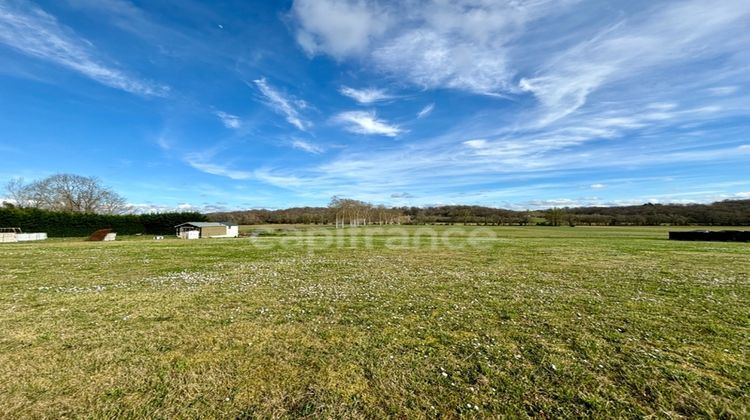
175, 222, 236, 228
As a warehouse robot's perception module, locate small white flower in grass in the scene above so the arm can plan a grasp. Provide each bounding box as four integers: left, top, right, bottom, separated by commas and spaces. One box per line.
551, 364, 557, 371
442, 372, 448, 377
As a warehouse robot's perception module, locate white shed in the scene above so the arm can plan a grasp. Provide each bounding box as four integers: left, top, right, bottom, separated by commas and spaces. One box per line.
175, 222, 239, 239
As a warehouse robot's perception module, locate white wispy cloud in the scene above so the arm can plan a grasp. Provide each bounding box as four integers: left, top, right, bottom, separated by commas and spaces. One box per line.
291, 0, 392, 57
292, 139, 323, 154
184, 154, 252, 180
390, 192, 415, 199
127, 202, 231, 214
156, 135, 171, 151
417, 103, 434, 119
590, 183, 607, 190
519, 0, 750, 125
153, 126, 177, 151
511, 192, 750, 211
339, 86, 392, 104
292, 0, 574, 95
253, 168, 304, 188
0, 1, 168, 96
463, 139, 488, 149
333, 111, 402, 137
253, 78, 310, 131
371, 30, 513, 95
215, 111, 241, 129
706, 86, 740, 96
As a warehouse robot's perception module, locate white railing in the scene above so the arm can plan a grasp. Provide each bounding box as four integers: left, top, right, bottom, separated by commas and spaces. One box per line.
1, 232, 48, 242
0, 233, 16, 243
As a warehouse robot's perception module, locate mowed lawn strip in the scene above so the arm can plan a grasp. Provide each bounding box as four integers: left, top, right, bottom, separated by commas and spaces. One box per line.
0, 226, 748, 417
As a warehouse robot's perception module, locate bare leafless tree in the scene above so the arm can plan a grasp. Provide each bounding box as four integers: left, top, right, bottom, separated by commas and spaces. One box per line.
328, 197, 397, 228
5, 177, 29, 207
5, 174, 128, 214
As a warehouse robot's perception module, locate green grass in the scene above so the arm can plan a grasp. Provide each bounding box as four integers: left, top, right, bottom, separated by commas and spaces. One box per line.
1, 226, 748, 418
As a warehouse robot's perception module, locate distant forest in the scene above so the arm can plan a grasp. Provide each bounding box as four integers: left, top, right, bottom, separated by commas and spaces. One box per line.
208, 199, 750, 226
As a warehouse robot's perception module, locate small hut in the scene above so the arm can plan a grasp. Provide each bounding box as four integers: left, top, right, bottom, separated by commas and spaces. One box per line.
175, 222, 239, 239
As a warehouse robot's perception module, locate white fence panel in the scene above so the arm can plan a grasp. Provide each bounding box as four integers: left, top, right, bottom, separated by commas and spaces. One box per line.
0, 233, 17, 243
16, 233, 47, 241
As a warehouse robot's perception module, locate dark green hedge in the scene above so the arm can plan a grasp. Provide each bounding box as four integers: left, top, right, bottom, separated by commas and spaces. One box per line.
0, 208, 208, 237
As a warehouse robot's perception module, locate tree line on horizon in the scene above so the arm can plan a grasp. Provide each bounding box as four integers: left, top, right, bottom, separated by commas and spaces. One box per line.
207, 199, 750, 226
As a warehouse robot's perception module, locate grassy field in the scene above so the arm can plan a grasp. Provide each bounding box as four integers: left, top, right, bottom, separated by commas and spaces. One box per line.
1, 226, 748, 418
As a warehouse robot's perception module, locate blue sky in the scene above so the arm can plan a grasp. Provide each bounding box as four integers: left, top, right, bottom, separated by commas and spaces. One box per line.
1, 0, 749, 212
